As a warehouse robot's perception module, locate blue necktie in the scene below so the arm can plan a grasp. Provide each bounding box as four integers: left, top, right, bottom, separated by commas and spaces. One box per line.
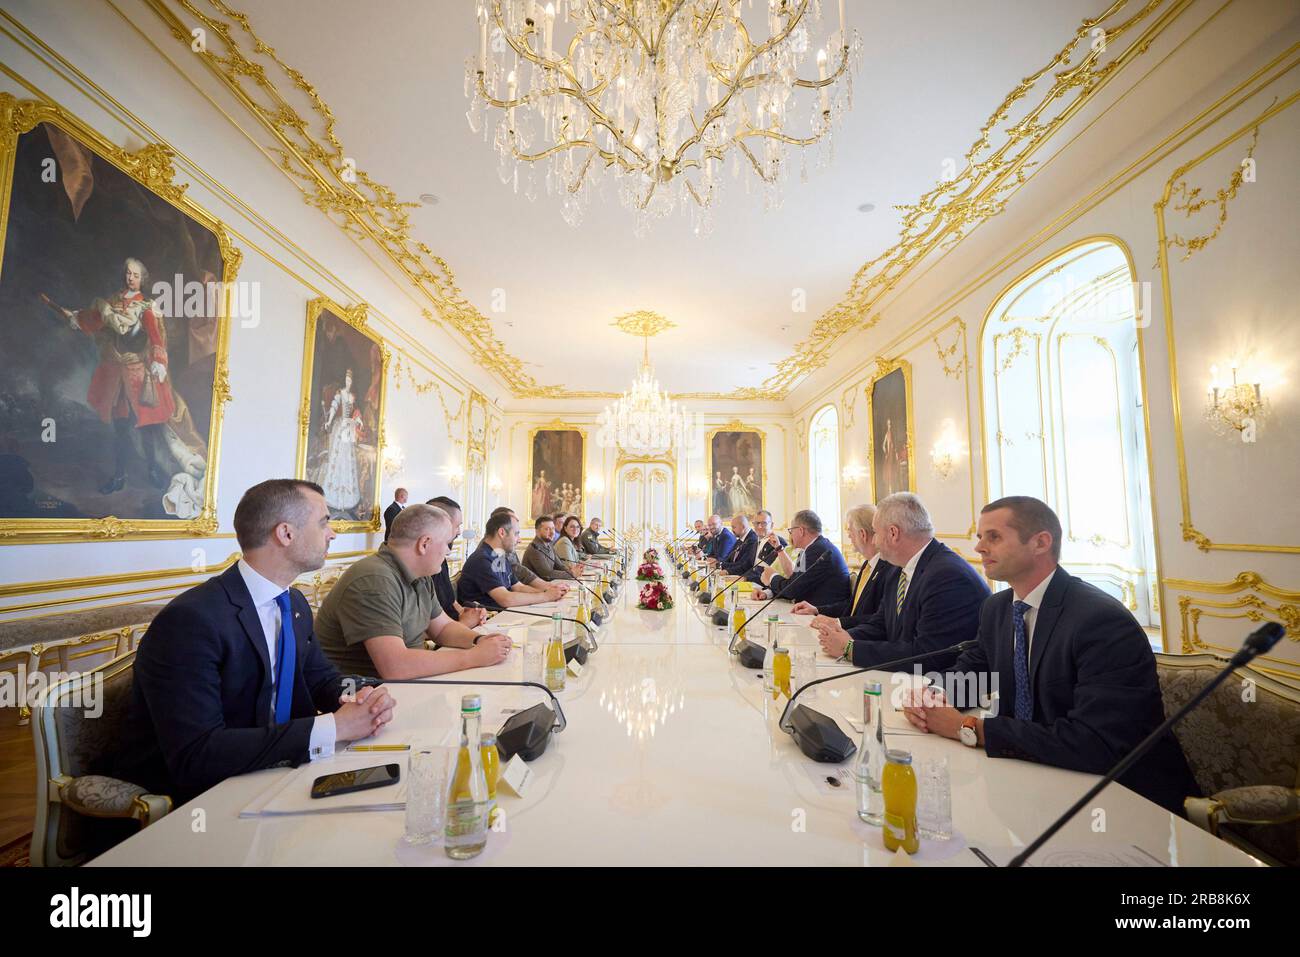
1012, 600, 1033, 721
273, 591, 297, 725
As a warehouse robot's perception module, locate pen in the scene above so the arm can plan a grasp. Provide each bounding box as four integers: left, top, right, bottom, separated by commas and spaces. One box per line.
346, 744, 410, 752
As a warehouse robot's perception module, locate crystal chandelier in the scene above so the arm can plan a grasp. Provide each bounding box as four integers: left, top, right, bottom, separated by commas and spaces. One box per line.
466, 0, 862, 234
596, 311, 702, 455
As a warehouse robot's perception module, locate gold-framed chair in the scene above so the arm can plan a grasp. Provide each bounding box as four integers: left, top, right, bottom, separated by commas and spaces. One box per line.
30, 650, 171, 867
0, 643, 43, 726
1156, 652, 1300, 867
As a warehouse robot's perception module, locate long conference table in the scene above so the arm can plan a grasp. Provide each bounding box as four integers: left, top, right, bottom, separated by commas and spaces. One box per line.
93, 555, 1261, 867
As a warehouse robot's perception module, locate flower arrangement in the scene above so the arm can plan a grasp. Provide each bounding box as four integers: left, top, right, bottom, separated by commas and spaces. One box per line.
637, 581, 673, 610
642, 547, 660, 563
636, 561, 664, 581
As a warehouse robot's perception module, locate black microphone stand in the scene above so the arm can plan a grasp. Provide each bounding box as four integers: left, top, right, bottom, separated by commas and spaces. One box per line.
1007, 622, 1285, 867
727, 551, 830, 654
343, 676, 568, 733
482, 605, 600, 652
776, 639, 980, 732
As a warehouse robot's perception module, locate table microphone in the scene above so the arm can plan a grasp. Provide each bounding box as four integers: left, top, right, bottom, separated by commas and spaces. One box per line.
485, 605, 600, 654
1006, 621, 1285, 867
707, 568, 753, 626
564, 575, 611, 624
728, 550, 831, 659
774, 640, 979, 761
346, 675, 566, 761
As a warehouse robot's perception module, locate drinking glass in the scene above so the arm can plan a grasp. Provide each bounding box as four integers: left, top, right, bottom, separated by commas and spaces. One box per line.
916, 755, 953, 841
792, 645, 818, 700
523, 626, 548, 684
404, 746, 455, 846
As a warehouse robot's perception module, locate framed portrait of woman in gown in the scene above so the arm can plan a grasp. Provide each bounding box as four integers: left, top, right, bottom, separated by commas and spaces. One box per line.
527, 423, 585, 522
706, 423, 764, 520
296, 297, 388, 531
866, 358, 915, 502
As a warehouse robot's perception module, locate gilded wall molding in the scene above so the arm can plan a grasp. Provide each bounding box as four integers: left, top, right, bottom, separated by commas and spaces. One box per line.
391, 352, 466, 441
1153, 93, 1300, 554
1174, 575, 1299, 679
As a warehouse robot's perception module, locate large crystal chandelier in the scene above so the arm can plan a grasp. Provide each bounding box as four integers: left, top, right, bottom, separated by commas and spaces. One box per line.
596, 312, 702, 455
466, 0, 862, 234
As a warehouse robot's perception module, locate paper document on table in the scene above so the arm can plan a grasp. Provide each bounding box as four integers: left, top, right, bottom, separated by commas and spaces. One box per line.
976, 845, 1166, 867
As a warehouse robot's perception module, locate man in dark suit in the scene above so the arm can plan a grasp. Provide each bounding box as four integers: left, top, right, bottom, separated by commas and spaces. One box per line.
745, 510, 786, 583
117, 480, 396, 804
579, 517, 616, 556
699, 514, 735, 565
814, 493, 989, 671
903, 496, 1197, 814
710, 514, 757, 576
792, 503, 894, 627
383, 487, 408, 542
426, 495, 487, 627
756, 508, 850, 610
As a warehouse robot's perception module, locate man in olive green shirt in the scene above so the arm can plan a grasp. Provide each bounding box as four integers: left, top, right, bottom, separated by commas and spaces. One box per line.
317, 505, 511, 679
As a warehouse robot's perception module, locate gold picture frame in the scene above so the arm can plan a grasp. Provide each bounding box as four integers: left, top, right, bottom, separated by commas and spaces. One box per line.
865, 357, 916, 502
295, 296, 387, 533
0, 94, 239, 544
705, 421, 766, 520
526, 420, 588, 523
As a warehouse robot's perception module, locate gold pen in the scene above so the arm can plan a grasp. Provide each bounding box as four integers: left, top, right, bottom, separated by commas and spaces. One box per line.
346, 744, 410, 752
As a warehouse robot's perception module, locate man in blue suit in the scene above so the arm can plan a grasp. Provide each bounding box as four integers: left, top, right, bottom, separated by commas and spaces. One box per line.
117, 479, 396, 804
700, 513, 735, 565
756, 508, 850, 610
903, 496, 1197, 814
814, 493, 988, 671
710, 513, 758, 576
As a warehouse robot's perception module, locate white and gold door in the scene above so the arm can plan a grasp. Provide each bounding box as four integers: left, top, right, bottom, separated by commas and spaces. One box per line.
614, 460, 676, 552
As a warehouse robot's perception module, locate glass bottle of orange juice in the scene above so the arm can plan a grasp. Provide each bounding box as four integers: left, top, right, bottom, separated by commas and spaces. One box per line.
480, 731, 500, 820
882, 749, 919, 854
772, 645, 792, 700
545, 612, 566, 691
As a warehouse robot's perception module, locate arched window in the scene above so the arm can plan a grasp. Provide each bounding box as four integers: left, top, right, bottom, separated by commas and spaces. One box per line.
980, 238, 1159, 630
809, 405, 842, 546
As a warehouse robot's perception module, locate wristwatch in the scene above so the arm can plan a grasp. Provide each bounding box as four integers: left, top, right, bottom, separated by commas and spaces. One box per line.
959, 715, 979, 747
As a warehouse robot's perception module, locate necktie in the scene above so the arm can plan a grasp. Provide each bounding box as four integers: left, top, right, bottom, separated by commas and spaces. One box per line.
851, 562, 872, 614
1012, 600, 1032, 721
894, 570, 908, 616
273, 591, 297, 725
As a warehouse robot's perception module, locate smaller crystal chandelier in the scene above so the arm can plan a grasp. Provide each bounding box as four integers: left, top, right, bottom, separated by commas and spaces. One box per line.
1205, 364, 1267, 438
596, 311, 702, 455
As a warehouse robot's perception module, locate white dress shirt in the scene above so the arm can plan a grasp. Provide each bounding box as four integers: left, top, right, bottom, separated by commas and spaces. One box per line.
1011, 568, 1057, 658
237, 560, 335, 760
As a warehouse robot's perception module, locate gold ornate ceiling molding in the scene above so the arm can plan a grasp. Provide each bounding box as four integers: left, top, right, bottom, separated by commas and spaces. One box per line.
611, 310, 676, 340
142, 0, 1178, 403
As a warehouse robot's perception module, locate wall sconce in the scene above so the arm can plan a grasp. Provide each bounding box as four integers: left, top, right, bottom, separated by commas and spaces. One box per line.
446, 463, 465, 489
840, 463, 868, 489
688, 477, 708, 498
1206, 364, 1267, 440
488, 474, 503, 494
585, 476, 605, 496
381, 444, 405, 479
930, 420, 967, 480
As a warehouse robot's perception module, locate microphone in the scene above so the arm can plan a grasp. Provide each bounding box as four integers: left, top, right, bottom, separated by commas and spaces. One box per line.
345, 675, 566, 761
728, 550, 830, 656
484, 605, 600, 654
1007, 621, 1285, 867
775, 640, 979, 763
706, 565, 754, 626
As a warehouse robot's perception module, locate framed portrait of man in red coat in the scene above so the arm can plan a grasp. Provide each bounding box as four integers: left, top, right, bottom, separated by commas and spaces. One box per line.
0, 97, 238, 541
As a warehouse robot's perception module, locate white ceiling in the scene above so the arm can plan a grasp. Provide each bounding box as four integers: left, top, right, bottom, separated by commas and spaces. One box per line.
243, 0, 1102, 396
